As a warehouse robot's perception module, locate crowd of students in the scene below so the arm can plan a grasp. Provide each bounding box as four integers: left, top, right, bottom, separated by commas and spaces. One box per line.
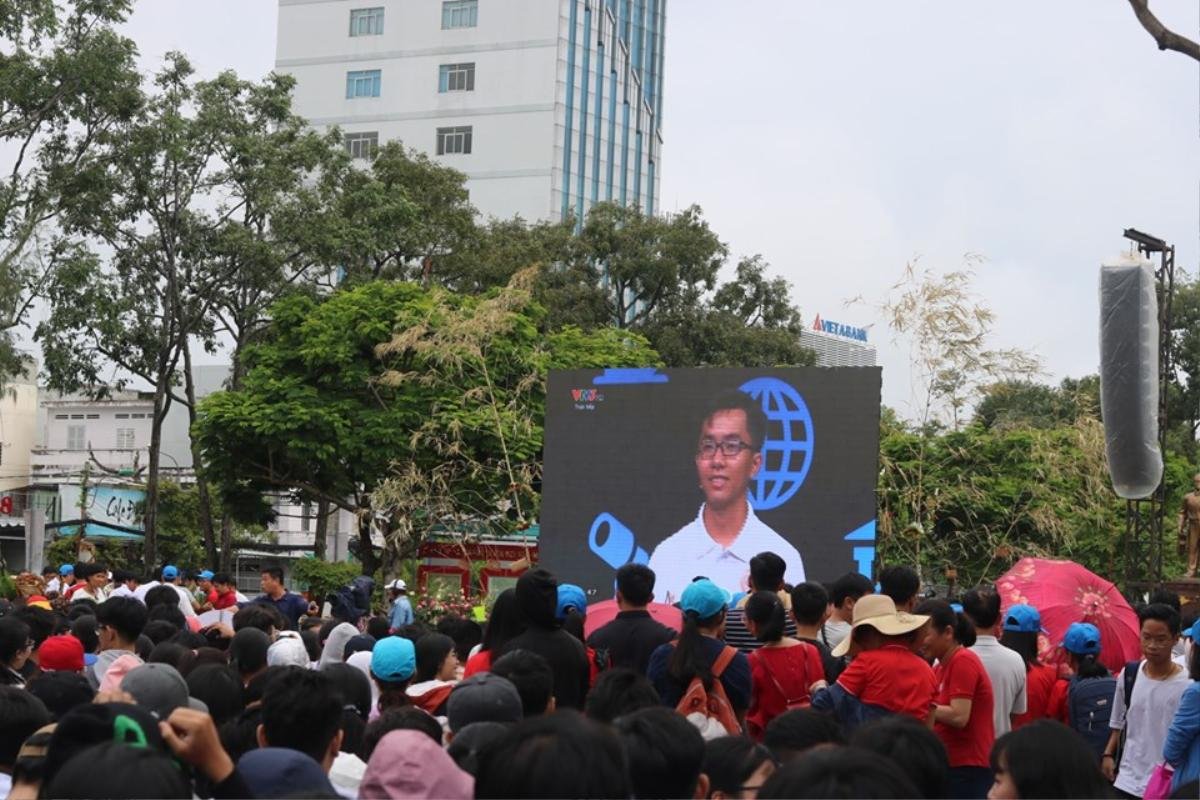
0, 555, 1198, 799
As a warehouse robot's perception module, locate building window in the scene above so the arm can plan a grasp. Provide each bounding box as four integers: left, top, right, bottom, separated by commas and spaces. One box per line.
131, 413, 146, 419
116, 428, 135, 449
438, 62, 476, 92
115, 413, 129, 419
442, 0, 478, 29
67, 425, 86, 451
349, 6, 384, 36
345, 131, 379, 160
345, 69, 382, 99
436, 126, 473, 155
54, 414, 67, 420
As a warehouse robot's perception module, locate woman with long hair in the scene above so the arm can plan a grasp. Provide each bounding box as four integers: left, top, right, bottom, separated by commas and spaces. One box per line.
999, 605, 1058, 729
463, 588, 523, 677
647, 579, 751, 736
743, 591, 826, 741
406, 632, 459, 715
918, 598, 995, 800
987, 719, 1113, 799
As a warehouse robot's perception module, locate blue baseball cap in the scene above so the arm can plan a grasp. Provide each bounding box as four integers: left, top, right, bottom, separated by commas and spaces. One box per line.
1003, 604, 1047, 634
680, 579, 731, 619
371, 636, 416, 682
161, 565, 179, 580
198, 570, 214, 581
556, 584, 587, 619
1062, 622, 1102, 656
59, 564, 74, 576
1184, 620, 1199, 640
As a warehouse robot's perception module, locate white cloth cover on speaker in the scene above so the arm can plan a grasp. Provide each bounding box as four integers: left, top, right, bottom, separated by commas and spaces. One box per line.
1099, 254, 1162, 500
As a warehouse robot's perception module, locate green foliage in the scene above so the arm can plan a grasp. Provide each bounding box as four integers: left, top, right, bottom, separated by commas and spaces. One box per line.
974, 377, 1101, 431
290, 557, 360, 601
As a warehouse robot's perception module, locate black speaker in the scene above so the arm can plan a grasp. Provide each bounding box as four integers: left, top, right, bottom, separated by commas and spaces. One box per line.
1099, 256, 1162, 499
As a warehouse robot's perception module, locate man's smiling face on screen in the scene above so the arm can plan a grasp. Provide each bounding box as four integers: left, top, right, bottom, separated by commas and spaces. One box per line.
695, 409, 762, 512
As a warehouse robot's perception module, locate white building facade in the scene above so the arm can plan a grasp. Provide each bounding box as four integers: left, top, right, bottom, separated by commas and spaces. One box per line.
275, 0, 667, 223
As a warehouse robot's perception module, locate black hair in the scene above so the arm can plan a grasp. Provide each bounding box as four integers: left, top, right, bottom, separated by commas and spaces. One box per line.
366, 616, 391, 641
261, 666, 344, 763
745, 590, 788, 643
1148, 588, 1181, 612
699, 389, 768, 451
360, 706, 443, 760
703, 736, 778, 797
229, 627, 270, 678
413, 632, 456, 683
615, 563, 656, 606
851, 715, 950, 800
242, 665, 288, 707
11, 728, 52, 787
148, 641, 194, 675
134, 635, 153, 661
322, 662, 372, 719
878, 565, 921, 606
93, 596, 147, 645
13, 606, 55, 648
758, 746, 920, 799
474, 710, 632, 800
436, 615, 483, 663
491, 648, 554, 717
169, 628, 207, 650
261, 566, 285, 583
790, 582, 829, 626
829, 573, 873, 607
615, 706, 706, 800
762, 708, 845, 763
480, 589, 524, 654
989, 719, 1112, 799
42, 566, 57, 575
212, 572, 233, 586
584, 667, 660, 724
1069, 650, 1111, 679
446, 721, 509, 777
45, 741, 191, 799
0, 686, 50, 767
143, 585, 181, 611
562, 607, 586, 643
0, 616, 31, 665
141, 619, 180, 646
916, 599, 974, 646
69, 615, 99, 654
750, 552, 788, 591
396, 622, 429, 642
318, 618, 340, 644
67, 597, 98, 615
186, 664, 243, 727
1000, 630, 1042, 669
232, 603, 279, 634
146, 603, 186, 631
372, 672, 412, 715
301, 629, 322, 662
111, 569, 138, 585
667, 606, 727, 691
961, 587, 1002, 629
26, 670, 95, 720
1138, 602, 1182, 636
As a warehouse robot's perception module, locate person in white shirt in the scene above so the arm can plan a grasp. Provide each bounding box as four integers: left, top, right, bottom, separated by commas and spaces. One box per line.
1102, 603, 1191, 797
647, 390, 805, 604
71, 563, 110, 604
46, 564, 72, 596
108, 569, 141, 600
157, 565, 199, 618
963, 587, 1026, 736
820, 572, 874, 651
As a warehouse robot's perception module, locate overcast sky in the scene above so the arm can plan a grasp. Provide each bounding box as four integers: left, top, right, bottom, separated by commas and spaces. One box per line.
118, 1, 1199, 414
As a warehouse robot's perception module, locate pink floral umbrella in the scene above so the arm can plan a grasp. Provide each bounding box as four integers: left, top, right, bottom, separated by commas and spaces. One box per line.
996, 557, 1141, 675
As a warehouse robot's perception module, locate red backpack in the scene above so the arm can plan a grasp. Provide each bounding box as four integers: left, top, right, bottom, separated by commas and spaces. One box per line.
674, 645, 742, 739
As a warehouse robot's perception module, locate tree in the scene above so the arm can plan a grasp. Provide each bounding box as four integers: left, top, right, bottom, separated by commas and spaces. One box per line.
974, 376, 1101, 431
1126, 0, 1200, 62
0, 0, 140, 385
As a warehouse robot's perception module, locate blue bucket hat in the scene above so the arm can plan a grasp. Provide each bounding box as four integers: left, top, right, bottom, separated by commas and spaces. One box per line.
59, 564, 74, 576
556, 584, 587, 619
371, 636, 416, 682
1062, 622, 1102, 656
1003, 604, 1047, 634
680, 579, 731, 620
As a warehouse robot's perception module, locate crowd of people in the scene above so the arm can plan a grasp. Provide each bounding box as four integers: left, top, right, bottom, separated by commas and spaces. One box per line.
0, 556, 1198, 799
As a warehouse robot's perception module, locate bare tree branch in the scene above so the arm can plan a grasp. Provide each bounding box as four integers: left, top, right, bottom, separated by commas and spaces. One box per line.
1127, 0, 1200, 62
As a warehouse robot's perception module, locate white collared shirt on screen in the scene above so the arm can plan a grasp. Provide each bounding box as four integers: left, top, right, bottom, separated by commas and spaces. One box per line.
647, 501, 805, 604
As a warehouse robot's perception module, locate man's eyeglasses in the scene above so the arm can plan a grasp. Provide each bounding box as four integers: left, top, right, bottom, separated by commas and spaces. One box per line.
697, 439, 755, 459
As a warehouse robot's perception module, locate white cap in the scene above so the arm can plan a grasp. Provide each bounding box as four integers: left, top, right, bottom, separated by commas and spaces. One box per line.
387, 579, 407, 592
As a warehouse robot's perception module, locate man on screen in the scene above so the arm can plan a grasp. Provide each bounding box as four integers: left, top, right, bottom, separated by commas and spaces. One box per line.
647, 390, 805, 603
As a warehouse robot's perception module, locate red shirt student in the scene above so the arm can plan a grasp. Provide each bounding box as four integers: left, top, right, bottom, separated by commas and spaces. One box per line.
999, 603, 1058, 729
742, 590, 828, 739
919, 599, 996, 800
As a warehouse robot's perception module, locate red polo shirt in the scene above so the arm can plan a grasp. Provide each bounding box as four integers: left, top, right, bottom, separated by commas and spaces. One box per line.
934, 646, 995, 768
837, 644, 937, 722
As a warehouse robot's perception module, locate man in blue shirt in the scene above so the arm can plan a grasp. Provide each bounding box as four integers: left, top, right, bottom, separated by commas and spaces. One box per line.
252, 567, 311, 631
387, 579, 413, 632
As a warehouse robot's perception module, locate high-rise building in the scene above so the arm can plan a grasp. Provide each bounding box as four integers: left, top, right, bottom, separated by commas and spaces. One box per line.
275, 0, 667, 224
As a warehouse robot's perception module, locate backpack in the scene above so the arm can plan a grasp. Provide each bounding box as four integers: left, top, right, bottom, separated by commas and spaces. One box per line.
675, 645, 742, 740
1066, 675, 1118, 758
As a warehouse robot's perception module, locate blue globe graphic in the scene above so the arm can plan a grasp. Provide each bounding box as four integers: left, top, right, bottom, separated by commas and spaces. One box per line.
739, 377, 814, 511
